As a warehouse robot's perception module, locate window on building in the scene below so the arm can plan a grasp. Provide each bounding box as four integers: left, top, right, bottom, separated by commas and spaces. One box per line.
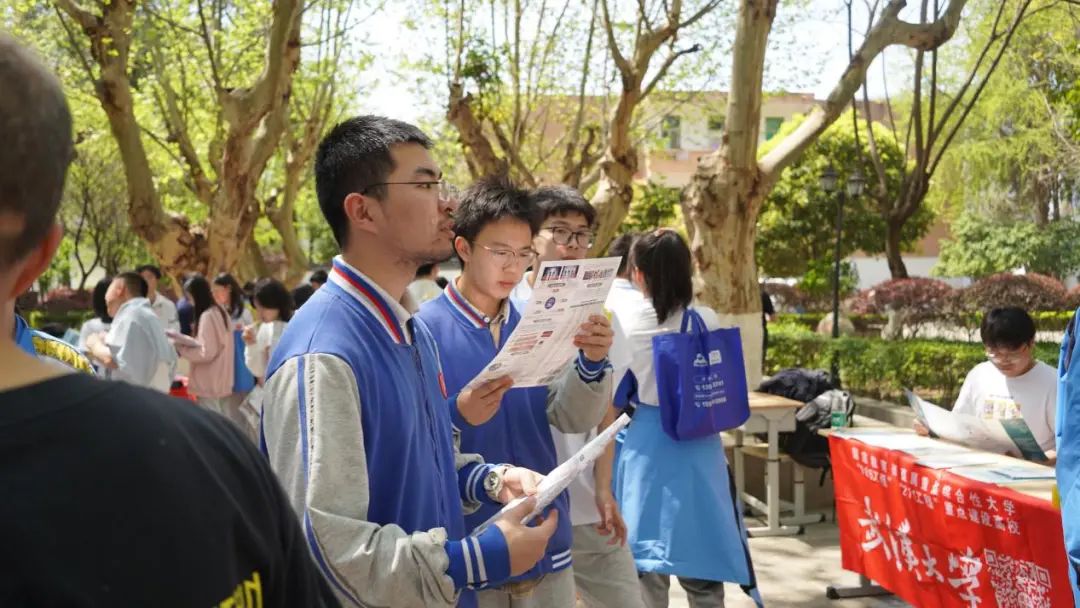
661, 115, 682, 150
708, 115, 725, 131
764, 117, 784, 140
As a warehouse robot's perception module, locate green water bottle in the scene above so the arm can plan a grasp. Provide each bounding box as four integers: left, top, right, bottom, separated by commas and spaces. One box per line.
829, 391, 850, 428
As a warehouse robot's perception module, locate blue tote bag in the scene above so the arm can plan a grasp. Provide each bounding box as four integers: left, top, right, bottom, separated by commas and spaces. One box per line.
653, 309, 750, 441
232, 330, 256, 393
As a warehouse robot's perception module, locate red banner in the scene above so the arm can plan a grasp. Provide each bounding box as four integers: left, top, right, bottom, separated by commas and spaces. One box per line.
830, 435, 1072, 607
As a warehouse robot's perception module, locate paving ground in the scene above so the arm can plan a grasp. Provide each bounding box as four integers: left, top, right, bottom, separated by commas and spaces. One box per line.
665, 518, 911, 608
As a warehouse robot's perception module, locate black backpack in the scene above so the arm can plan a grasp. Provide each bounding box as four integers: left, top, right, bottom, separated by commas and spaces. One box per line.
757, 368, 854, 474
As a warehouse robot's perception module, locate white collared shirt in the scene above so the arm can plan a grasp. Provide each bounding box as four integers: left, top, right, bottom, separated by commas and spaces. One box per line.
606, 277, 645, 384
105, 297, 177, 392
149, 293, 180, 333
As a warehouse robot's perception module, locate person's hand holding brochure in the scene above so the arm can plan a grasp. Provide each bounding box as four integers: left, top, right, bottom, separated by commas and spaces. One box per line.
465, 257, 620, 390
473, 413, 632, 534
905, 389, 1047, 461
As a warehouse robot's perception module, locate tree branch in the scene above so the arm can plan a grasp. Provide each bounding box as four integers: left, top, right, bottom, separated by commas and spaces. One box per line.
928, 0, 1029, 179
150, 46, 214, 204
195, 0, 225, 92
491, 121, 538, 186
220, 0, 302, 128
52, 0, 96, 30
861, 87, 891, 199
139, 125, 189, 177
52, 6, 98, 86
641, 42, 702, 101
758, 0, 969, 181
600, 0, 632, 76
677, 0, 723, 30
447, 82, 508, 178
563, 0, 599, 182
927, 0, 1023, 149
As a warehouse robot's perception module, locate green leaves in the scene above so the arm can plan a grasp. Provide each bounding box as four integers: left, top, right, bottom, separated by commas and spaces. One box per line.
766, 326, 1060, 405
928, 0, 1080, 224
756, 115, 934, 278
620, 182, 681, 234
935, 212, 1080, 280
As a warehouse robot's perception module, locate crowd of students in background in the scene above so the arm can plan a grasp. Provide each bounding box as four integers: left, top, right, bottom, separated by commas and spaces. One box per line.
0, 30, 763, 606
14, 27, 1072, 608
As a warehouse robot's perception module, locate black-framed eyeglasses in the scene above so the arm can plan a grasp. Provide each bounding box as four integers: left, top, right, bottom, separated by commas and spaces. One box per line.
541, 226, 595, 248
360, 179, 459, 201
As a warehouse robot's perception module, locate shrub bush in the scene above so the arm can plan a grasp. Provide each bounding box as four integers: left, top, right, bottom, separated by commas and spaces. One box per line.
766, 325, 1060, 406
763, 282, 807, 312
1067, 286, 1080, 311
847, 277, 953, 320
774, 313, 887, 335
40, 287, 93, 314
958, 272, 1067, 312
28, 309, 95, 331
796, 258, 859, 312
1032, 311, 1074, 332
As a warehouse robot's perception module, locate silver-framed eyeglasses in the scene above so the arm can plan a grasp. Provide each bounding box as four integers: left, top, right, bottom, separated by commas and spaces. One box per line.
361, 179, 459, 202
541, 226, 595, 248
479, 245, 538, 268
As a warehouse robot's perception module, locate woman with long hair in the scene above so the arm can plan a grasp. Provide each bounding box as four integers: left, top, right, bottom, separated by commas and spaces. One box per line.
212, 273, 254, 328
78, 276, 113, 373
243, 278, 292, 381
174, 275, 234, 415
211, 273, 257, 430
613, 230, 759, 608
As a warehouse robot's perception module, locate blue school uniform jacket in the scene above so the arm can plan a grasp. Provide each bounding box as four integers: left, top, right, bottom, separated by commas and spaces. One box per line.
261, 257, 509, 608
1057, 311, 1080, 604
417, 281, 612, 582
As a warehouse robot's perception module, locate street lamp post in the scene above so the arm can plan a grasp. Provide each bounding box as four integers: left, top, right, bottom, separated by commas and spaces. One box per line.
820, 166, 865, 385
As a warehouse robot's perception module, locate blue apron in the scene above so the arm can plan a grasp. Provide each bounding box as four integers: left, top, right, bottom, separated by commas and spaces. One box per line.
617, 404, 763, 605
1056, 310, 1080, 604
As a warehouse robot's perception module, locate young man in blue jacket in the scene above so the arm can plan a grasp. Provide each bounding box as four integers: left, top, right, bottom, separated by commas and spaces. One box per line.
513, 186, 645, 608
260, 116, 557, 608
418, 177, 614, 607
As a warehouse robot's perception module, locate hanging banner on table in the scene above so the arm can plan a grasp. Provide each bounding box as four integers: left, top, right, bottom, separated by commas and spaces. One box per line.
830, 434, 1072, 607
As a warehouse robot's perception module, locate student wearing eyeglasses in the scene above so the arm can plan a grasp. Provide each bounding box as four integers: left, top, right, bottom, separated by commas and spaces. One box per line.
509, 186, 646, 608
417, 177, 614, 607
914, 307, 1057, 463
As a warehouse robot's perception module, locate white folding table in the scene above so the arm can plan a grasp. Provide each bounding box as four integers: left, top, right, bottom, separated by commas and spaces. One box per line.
731, 392, 826, 537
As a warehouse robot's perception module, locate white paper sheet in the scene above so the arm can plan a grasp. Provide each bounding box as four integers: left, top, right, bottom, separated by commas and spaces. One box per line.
165, 330, 202, 350
472, 413, 631, 534
992, 465, 1057, 480
464, 257, 621, 390
916, 452, 1004, 470
830, 428, 944, 453
949, 463, 1055, 484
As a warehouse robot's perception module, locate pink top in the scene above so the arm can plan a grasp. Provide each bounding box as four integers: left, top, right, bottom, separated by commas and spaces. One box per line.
178, 306, 235, 399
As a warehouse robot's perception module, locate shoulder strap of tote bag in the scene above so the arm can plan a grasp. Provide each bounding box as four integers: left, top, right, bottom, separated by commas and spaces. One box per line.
679, 307, 709, 335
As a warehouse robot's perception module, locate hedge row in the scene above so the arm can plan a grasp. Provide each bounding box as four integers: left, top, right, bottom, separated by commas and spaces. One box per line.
775, 310, 1075, 334
775, 313, 886, 333
26, 310, 95, 331
766, 327, 1060, 406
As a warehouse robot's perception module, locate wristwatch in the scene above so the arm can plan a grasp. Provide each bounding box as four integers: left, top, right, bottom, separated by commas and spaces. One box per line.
484, 465, 508, 502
